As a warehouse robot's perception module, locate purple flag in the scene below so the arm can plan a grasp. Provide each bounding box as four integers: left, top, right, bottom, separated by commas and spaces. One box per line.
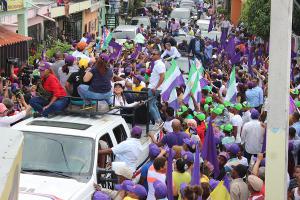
225, 36, 235, 58
200, 78, 209, 88
208, 17, 214, 32
191, 141, 201, 186
220, 29, 228, 48
290, 95, 297, 114
261, 128, 266, 153
166, 147, 175, 200
202, 119, 220, 178
248, 47, 254, 77
41, 49, 46, 61
223, 174, 230, 193
231, 52, 241, 65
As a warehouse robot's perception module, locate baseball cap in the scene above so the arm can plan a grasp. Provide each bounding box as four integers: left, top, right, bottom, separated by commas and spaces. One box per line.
242, 101, 250, 108
100, 53, 110, 62
79, 58, 89, 69
234, 103, 243, 111
149, 143, 161, 158
212, 107, 222, 115
248, 175, 263, 192
93, 191, 111, 200
177, 105, 188, 116
195, 113, 206, 121
181, 150, 194, 163
232, 164, 248, 178
251, 109, 260, 119
296, 101, 300, 108
223, 101, 231, 107
131, 126, 142, 137
127, 184, 147, 199
225, 143, 240, 155
218, 104, 225, 110
115, 180, 135, 191
291, 88, 299, 95
0, 103, 8, 114
153, 180, 167, 199
223, 123, 233, 132
65, 55, 75, 64
38, 62, 51, 71
204, 104, 209, 111
133, 74, 145, 82
114, 165, 133, 179
185, 114, 194, 119
205, 96, 213, 104
219, 151, 229, 161
77, 41, 87, 51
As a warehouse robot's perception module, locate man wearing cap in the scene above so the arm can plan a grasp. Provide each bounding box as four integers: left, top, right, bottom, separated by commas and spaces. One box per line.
72, 42, 91, 62
230, 164, 249, 200
247, 175, 264, 200
225, 143, 248, 168
230, 103, 243, 143
139, 143, 164, 191
66, 58, 89, 104
98, 126, 143, 171
153, 180, 167, 200
148, 49, 166, 129
125, 184, 147, 200
241, 109, 265, 162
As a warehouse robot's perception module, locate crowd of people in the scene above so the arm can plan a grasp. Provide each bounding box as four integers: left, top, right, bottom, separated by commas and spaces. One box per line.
1, 0, 300, 199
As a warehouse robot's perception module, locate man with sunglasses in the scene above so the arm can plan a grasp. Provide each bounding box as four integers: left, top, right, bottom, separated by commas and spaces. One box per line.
0, 95, 31, 127
148, 50, 166, 129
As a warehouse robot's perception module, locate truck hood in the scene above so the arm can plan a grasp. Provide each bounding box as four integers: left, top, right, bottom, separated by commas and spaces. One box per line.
19, 173, 87, 200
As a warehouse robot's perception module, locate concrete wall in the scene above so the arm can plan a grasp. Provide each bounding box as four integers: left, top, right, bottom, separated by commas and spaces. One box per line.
82, 9, 98, 34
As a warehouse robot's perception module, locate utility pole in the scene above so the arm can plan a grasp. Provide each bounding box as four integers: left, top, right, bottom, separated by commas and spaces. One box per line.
266, 0, 293, 199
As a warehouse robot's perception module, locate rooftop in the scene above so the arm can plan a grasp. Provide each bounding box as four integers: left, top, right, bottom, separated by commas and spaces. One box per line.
0, 26, 32, 47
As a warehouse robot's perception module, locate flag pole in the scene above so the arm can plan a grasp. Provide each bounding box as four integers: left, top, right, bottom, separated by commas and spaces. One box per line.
266, 0, 293, 199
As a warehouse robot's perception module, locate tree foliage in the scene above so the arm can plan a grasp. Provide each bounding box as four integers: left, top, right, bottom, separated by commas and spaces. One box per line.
240, 0, 271, 40
241, 0, 300, 39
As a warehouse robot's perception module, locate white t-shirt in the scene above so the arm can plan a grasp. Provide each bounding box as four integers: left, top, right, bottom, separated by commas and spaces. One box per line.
148, 59, 166, 90
111, 138, 142, 171
242, 110, 251, 125
72, 51, 91, 62
80, 37, 87, 43
231, 114, 243, 143
241, 120, 264, 154
58, 66, 79, 87
0, 111, 26, 127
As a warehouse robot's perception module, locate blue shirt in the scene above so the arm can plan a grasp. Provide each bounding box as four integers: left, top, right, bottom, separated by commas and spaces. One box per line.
292, 121, 300, 137
140, 160, 153, 191
245, 86, 264, 108
195, 39, 201, 54
205, 45, 213, 59
161, 131, 189, 148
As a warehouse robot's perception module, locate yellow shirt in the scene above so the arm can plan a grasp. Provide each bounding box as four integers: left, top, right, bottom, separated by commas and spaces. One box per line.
123, 197, 138, 200
132, 84, 144, 92
173, 171, 191, 200
201, 174, 210, 183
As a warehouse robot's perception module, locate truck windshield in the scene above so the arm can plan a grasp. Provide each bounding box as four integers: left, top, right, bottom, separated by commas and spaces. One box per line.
21, 131, 94, 181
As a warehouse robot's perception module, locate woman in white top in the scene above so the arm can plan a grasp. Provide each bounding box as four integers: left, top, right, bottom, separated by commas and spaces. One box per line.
111, 82, 140, 107
58, 55, 78, 89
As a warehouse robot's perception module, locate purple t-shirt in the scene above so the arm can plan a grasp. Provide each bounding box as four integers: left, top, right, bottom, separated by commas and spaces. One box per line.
161, 131, 189, 148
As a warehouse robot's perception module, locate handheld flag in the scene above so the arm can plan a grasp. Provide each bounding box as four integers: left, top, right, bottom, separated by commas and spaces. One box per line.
224, 66, 237, 103
202, 119, 220, 178
101, 28, 112, 50
166, 147, 175, 200
210, 181, 231, 200
191, 141, 201, 186
161, 59, 185, 109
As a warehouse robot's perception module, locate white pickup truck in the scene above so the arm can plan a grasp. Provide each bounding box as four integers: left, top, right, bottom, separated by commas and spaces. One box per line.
12, 114, 152, 200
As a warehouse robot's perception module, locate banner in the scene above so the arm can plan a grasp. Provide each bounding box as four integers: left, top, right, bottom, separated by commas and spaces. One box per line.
7, 0, 24, 11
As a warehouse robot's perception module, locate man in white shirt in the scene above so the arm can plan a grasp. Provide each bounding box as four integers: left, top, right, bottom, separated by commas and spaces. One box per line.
0, 97, 31, 128
148, 50, 166, 129
98, 126, 143, 171
72, 41, 91, 62
80, 33, 87, 43
230, 103, 243, 143
241, 109, 265, 163
161, 42, 181, 60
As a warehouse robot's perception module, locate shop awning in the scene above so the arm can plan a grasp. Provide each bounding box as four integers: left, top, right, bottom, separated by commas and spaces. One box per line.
0, 25, 32, 47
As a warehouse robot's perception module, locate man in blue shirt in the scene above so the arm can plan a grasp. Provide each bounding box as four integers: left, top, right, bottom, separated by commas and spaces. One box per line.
245, 81, 263, 112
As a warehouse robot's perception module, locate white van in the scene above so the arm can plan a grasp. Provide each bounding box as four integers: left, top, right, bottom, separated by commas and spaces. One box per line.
13, 114, 151, 200
112, 25, 139, 45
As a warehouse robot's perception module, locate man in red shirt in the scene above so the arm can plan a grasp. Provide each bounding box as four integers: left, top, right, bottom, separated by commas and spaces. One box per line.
29, 62, 69, 117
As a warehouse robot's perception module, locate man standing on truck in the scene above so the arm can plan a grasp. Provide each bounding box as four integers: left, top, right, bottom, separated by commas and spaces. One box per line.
98, 126, 143, 172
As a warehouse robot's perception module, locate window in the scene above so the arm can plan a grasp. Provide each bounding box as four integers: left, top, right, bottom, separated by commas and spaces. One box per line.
113, 125, 127, 144
100, 133, 113, 148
